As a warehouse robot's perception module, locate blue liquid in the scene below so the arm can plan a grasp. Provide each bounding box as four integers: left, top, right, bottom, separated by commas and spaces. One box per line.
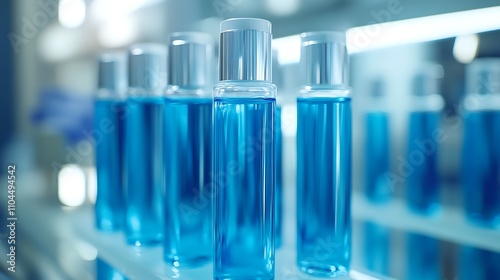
213, 97, 275, 280
406, 111, 441, 215
296, 97, 352, 277
96, 258, 127, 280
460, 246, 500, 280
163, 97, 212, 266
125, 96, 163, 245
275, 106, 282, 248
406, 233, 440, 280
462, 110, 500, 227
365, 112, 391, 203
94, 98, 126, 231
362, 222, 389, 275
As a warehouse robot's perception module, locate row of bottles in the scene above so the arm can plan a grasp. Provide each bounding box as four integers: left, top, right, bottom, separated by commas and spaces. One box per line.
364, 58, 500, 228
93, 18, 352, 279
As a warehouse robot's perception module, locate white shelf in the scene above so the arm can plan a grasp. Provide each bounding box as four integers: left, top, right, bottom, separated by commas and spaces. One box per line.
19, 197, 391, 280
352, 193, 500, 252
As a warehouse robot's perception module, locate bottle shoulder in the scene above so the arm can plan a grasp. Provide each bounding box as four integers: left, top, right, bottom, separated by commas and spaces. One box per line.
298, 85, 351, 99
165, 86, 212, 99
214, 81, 276, 99
409, 93, 444, 112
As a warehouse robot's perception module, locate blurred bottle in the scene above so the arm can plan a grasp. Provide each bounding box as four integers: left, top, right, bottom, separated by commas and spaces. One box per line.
296, 31, 351, 277
406, 64, 444, 215
406, 233, 441, 280
459, 246, 500, 280
124, 44, 165, 245
363, 221, 389, 275
94, 52, 127, 232
163, 32, 213, 267
364, 78, 391, 203
462, 58, 500, 228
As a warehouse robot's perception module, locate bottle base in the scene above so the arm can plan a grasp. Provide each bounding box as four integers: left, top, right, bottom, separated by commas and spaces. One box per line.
298, 261, 349, 278
165, 254, 211, 267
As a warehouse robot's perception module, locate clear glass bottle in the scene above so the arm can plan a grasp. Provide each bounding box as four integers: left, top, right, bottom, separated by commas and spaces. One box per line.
94, 52, 127, 232
296, 31, 351, 277
462, 58, 500, 228
163, 32, 213, 267
124, 44, 165, 245
406, 64, 444, 215
213, 18, 276, 280
364, 78, 391, 203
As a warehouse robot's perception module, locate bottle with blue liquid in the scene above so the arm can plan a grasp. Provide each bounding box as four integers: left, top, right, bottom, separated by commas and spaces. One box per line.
462, 58, 500, 228
124, 44, 165, 245
163, 32, 213, 267
272, 50, 283, 249
406, 64, 444, 215
94, 52, 127, 232
296, 31, 352, 277
213, 18, 276, 280
364, 78, 391, 203
406, 233, 441, 280
459, 246, 500, 280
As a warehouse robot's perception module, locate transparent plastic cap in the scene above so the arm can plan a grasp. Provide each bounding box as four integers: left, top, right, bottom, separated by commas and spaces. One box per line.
466, 57, 500, 95
98, 52, 127, 94
219, 18, 272, 81
300, 31, 348, 87
168, 32, 213, 89
128, 43, 167, 93
412, 63, 444, 96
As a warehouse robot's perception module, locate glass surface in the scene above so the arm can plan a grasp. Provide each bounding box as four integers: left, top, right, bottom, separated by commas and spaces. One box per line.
296, 96, 352, 277
124, 96, 163, 245
163, 97, 212, 266
94, 98, 126, 231
213, 96, 275, 280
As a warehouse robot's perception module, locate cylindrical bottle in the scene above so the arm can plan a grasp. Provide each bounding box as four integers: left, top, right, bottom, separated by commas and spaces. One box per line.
296, 31, 351, 277
213, 18, 276, 280
94, 52, 127, 231
459, 246, 500, 279
406, 64, 444, 215
462, 58, 500, 228
125, 44, 165, 245
163, 32, 213, 266
364, 79, 391, 203
406, 233, 441, 280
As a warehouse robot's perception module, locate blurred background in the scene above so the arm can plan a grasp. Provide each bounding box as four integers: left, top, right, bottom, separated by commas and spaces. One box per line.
1, 0, 500, 279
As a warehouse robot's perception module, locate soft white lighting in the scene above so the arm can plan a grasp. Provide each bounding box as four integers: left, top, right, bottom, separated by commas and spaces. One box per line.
90, 0, 162, 22
453, 34, 479, 64
98, 16, 137, 48
265, 0, 300, 16
347, 6, 500, 53
273, 35, 301, 65
76, 241, 98, 261
86, 167, 97, 204
58, 0, 86, 28
58, 165, 86, 207
39, 25, 82, 62
281, 104, 297, 137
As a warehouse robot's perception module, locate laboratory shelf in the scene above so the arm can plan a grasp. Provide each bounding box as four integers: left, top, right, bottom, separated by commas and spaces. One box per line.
20, 196, 391, 280
352, 193, 500, 253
